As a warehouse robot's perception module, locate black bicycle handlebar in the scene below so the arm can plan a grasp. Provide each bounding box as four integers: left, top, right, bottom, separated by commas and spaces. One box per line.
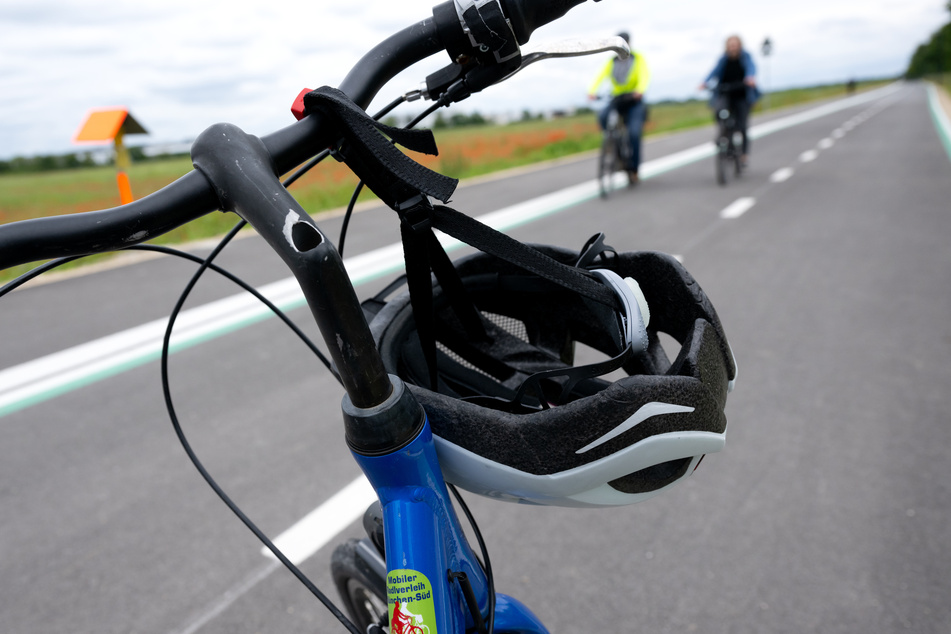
0, 0, 598, 410
0, 0, 597, 271
501, 0, 595, 44
0, 17, 446, 271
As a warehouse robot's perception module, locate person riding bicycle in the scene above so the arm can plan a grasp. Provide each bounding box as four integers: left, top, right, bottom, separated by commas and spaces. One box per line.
699, 35, 760, 166
588, 31, 651, 185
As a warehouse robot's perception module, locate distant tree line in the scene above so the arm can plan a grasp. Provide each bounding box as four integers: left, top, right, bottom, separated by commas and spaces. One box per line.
0, 145, 190, 175
432, 111, 489, 129
906, 2, 951, 78
0, 152, 99, 174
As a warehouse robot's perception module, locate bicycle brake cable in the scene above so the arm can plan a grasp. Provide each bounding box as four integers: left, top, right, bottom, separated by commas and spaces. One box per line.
449, 483, 496, 634
0, 230, 358, 631
0, 255, 84, 297
158, 220, 364, 634
150, 93, 437, 633
337, 181, 365, 257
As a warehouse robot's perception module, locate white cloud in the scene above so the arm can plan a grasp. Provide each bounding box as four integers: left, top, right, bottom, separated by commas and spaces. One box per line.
0, 0, 947, 158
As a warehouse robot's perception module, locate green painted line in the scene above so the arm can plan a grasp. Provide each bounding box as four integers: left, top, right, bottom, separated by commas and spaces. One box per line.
926, 83, 951, 164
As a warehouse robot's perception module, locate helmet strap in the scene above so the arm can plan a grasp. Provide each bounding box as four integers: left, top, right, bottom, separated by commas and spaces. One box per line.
396, 196, 489, 390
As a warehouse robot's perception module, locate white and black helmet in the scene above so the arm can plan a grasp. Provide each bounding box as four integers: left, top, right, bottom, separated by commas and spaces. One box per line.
366, 237, 736, 508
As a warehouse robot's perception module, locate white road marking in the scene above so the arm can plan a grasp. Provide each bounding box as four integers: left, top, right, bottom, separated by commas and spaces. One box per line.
818, 138, 834, 149
261, 476, 376, 565
720, 197, 756, 219
770, 167, 795, 183
171, 476, 376, 634
747, 83, 899, 141
170, 561, 281, 634
800, 149, 819, 163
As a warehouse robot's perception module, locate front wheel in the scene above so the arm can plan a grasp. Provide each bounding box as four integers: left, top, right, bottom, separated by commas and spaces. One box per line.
715, 140, 728, 186
332, 538, 388, 632
598, 134, 621, 198
732, 131, 744, 177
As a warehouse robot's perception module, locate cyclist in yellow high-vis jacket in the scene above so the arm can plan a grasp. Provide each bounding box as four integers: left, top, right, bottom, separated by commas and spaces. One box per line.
588, 32, 651, 184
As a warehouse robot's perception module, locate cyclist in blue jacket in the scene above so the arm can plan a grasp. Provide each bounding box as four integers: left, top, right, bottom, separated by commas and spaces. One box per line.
700, 35, 760, 165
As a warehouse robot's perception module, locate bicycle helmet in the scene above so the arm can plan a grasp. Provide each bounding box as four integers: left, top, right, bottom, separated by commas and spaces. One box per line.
366, 240, 736, 508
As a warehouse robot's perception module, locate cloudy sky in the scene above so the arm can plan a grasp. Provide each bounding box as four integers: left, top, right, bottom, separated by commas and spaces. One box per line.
1, 0, 947, 159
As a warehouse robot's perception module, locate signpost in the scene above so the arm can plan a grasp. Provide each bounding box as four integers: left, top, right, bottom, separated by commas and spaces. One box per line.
73, 108, 148, 204
761, 38, 772, 111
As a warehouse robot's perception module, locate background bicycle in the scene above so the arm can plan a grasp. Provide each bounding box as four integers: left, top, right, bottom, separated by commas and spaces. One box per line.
710, 80, 749, 185
597, 98, 632, 198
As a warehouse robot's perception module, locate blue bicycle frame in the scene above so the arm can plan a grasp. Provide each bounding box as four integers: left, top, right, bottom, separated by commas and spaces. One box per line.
347, 379, 549, 634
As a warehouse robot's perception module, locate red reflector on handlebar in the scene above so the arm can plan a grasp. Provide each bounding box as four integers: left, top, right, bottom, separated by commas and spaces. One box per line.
291, 88, 313, 121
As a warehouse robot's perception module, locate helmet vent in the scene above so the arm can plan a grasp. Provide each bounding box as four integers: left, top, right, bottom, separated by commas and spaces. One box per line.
483, 312, 529, 342
436, 312, 529, 379
437, 341, 492, 377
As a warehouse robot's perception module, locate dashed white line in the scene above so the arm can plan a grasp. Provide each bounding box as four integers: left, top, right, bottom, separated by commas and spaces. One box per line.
720, 197, 756, 219
770, 167, 795, 183
800, 149, 819, 163
818, 138, 834, 149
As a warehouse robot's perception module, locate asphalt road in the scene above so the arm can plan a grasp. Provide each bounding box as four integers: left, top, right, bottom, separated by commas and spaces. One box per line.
2, 82, 950, 633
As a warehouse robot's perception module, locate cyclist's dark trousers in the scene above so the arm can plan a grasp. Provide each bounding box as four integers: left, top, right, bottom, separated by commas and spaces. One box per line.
597, 98, 647, 173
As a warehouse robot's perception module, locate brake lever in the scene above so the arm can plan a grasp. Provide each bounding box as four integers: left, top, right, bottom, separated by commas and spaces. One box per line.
408, 36, 629, 105
508, 35, 629, 79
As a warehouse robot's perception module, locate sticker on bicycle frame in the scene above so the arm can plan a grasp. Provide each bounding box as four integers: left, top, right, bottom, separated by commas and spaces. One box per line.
387, 569, 437, 634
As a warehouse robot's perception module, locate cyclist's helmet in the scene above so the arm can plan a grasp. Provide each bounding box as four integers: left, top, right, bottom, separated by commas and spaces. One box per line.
366, 239, 736, 508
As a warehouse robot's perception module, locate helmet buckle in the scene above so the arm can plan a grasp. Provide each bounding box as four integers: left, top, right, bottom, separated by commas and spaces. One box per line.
397, 194, 434, 232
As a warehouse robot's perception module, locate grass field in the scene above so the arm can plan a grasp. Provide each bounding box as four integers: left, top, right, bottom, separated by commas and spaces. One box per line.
0, 80, 889, 282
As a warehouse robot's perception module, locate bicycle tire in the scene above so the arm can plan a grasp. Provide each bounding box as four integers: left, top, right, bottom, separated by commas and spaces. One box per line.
331, 539, 388, 631
715, 142, 727, 186
598, 134, 620, 198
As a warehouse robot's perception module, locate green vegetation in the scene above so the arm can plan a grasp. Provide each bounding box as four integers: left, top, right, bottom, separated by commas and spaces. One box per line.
0, 79, 892, 282
906, 2, 951, 79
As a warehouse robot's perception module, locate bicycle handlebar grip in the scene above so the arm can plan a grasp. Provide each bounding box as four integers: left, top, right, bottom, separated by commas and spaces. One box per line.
500, 0, 594, 44
192, 123, 393, 409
